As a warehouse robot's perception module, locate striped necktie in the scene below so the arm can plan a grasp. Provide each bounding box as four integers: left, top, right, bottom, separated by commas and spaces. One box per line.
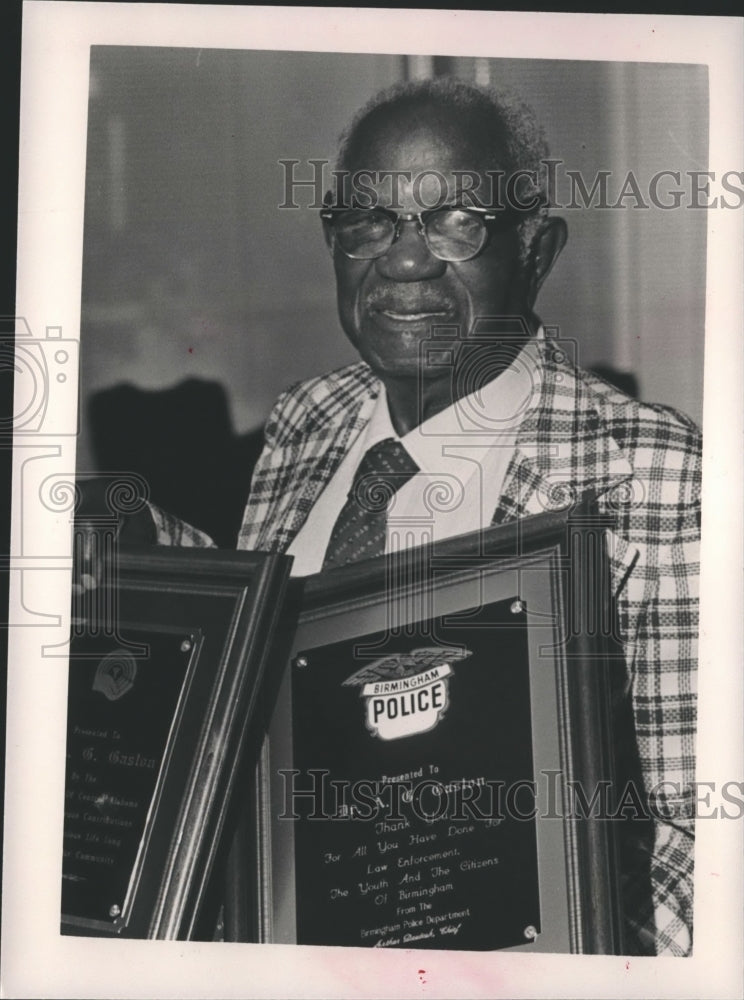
322, 437, 419, 569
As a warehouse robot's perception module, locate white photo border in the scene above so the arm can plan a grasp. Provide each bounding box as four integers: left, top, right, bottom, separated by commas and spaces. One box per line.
6, 4, 743, 998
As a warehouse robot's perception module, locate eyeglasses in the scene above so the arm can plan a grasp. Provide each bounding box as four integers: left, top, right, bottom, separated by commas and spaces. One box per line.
320, 204, 536, 262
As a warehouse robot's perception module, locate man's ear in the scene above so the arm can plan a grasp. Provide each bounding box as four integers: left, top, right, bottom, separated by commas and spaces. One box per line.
526, 217, 567, 307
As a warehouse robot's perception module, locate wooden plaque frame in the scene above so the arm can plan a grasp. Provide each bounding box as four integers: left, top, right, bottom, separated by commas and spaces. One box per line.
61, 546, 291, 940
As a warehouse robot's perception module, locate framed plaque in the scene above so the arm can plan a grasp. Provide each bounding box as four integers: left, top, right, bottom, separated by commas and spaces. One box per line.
245, 506, 625, 953
61, 546, 291, 940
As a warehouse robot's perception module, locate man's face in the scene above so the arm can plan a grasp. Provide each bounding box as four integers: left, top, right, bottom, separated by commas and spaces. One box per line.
330, 108, 532, 385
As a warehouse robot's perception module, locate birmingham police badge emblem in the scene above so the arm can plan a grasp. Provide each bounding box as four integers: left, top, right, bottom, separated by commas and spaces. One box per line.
343, 647, 472, 741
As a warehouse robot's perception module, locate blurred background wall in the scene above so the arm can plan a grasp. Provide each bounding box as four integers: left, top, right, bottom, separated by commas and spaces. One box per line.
78, 48, 707, 544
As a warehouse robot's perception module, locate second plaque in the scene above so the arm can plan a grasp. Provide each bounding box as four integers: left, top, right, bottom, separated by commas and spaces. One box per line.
289, 598, 539, 951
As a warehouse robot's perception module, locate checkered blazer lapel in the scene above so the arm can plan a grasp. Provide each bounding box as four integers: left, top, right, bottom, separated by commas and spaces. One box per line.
491, 340, 634, 525
239, 362, 380, 553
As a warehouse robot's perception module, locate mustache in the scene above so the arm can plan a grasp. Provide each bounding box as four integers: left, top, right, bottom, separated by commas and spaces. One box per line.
364, 284, 456, 313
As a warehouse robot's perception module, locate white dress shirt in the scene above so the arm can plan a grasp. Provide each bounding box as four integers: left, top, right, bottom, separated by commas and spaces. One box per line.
287, 338, 543, 576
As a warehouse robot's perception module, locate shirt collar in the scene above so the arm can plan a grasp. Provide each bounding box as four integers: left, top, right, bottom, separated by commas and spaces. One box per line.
363, 335, 544, 476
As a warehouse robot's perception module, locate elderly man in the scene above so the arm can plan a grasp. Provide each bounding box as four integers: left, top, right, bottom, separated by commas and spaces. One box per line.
103, 78, 700, 955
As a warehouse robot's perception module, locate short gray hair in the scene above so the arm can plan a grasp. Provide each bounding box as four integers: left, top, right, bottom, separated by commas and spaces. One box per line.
336, 77, 550, 263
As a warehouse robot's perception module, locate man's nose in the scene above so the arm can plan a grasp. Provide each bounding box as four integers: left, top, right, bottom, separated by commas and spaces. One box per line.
374, 219, 447, 281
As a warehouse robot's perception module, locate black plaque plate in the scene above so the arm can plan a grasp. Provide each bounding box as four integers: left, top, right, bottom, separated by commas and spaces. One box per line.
290, 597, 539, 951
62, 627, 192, 925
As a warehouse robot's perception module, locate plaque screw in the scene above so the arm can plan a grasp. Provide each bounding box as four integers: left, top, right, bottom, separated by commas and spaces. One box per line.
295, 656, 308, 669
523, 924, 537, 941
180, 638, 192, 653
510, 600, 525, 615
109, 904, 121, 918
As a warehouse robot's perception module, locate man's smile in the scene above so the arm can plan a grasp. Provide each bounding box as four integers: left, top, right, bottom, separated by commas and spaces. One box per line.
365, 286, 457, 328
376, 308, 450, 321
369, 305, 456, 335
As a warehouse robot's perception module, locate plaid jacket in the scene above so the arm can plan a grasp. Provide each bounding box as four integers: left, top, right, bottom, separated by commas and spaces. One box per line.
153, 339, 700, 956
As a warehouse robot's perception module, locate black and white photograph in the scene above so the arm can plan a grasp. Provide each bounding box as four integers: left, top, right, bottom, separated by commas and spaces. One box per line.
4, 4, 743, 999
